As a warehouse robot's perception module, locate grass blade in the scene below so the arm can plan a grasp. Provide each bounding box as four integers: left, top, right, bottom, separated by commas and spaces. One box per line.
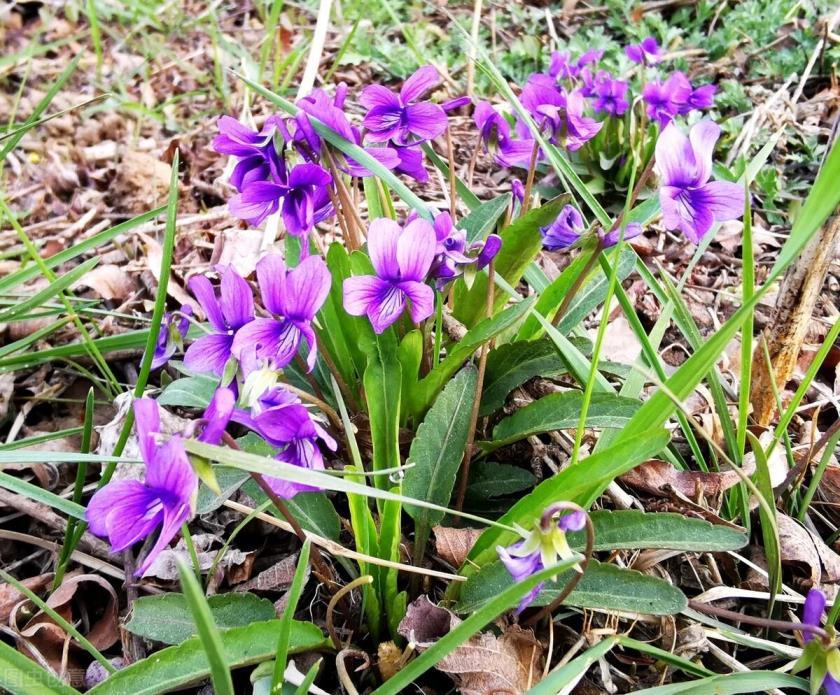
271, 540, 312, 692
175, 558, 235, 695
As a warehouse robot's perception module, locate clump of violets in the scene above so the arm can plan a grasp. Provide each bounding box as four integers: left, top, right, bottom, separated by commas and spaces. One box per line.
86, 399, 199, 575
472, 40, 717, 186
655, 120, 744, 243
343, 217, 436, 333
793, 588, 840, 694
497, 504, 587, 613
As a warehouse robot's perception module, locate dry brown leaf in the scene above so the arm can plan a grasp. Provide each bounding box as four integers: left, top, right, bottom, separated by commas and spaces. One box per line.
0, 573, 51, 623
73, 264, 136, 301
433, 526, 482, 567
398, 596, 544, 694
140, 232, 194, 310
777, 514, 840, 590
115, 150, 172, 211
142, 533, 250, 582
11, 574, 118, 686
620, 458, 755, 504
235, 553, 299, 593
211, 227, 264, 278
594, 315, 642, 365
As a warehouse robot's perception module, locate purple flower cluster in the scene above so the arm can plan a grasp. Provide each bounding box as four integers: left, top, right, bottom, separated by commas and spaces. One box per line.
540, 204, 642, 251
216, 65, 464, 229
473, 38, 717, 171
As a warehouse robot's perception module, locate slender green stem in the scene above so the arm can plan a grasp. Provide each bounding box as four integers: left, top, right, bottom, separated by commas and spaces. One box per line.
181, 523, 202, 581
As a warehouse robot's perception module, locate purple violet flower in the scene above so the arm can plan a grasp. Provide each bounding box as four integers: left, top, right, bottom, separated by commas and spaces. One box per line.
519, 74, 568, 142
86, 399, 197, 575
564, 91, 603, 150
232, 254, 331, 371
426, 212, 501, 287
795, 589, 840, 694
185, 267, 254, 377
474, 101, 510, 152
150, 306, 192, 370
590, 71, 630, 117
296, 87, 402, 177
228, 162, 334, 234
656, 120, 744, 243
234, 385, 337, 499
360, 65, 448, 146
625, 37, 662, 65
196, 387, 236, 445
214, 115, 286, 192
685, 83, 716, 113
642, 72, 692, 126
549, 51, 576, 80
576, 49, 604, 70
392, 145, 430, 183
497, 505, 587, 613
541, 204, 585, 250
343, 218, 436, 333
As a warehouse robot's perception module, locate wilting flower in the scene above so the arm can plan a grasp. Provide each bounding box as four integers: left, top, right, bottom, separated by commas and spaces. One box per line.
361, 65, 448, 146
185, 267, 254, 377
625, 37, 662, 65
497, 505, 587, 613
656, 120, 744, 243
642, 72, 692, 126
343, 218, 436, 333
229, 162, 333, 234
541, 204, 585, 250
213, 115, 286, 192
426, 211, 501, 287
590, 72, 630, 117
232, 254, 331, 371
792, 588, 840, 694
86, 399, 197, 575
150, 306, 192, 370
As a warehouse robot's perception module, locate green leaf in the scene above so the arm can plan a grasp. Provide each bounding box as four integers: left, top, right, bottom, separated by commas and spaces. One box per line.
453, 196, 570, 327
480, 338, 567, 416
125, 593, 277, 645
458, 560, 687, 616
363, 331, 402, 486
196, 466, 249, 514
570, 511, 748, 553
412, 297, 535, 416
466, 461, 535, 500
369, 557, 581, 695
157, 375, 220, 409
481, 392, 640, 451
0, 639, 81, 694
404, 366, 478, 541
176, 559, 234, 695
632, 672, 808, 694
459, 429, 670, 576
458, 194, 511, 242
88, 619, 328, 695
243, 482, 341, 541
